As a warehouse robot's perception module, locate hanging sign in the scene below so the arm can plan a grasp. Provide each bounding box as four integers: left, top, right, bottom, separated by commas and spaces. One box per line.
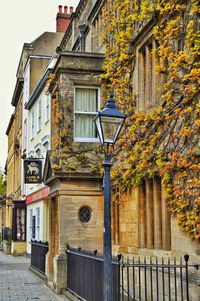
24, 159, 42, 184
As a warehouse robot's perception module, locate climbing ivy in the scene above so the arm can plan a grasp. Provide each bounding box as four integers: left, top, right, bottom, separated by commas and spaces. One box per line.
101, 0, 200, 241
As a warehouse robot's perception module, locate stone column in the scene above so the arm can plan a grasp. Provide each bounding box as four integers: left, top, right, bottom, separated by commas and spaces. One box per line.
99, 14, 102, 51
46, 197, 59, 284
139, 49, 145, 110
146, 179, 154, 249
153, 177, 162, 249
145, 44, 152, 110
152, 39, 157, 107
161, 186, 171, 250
138, 183, 146, 248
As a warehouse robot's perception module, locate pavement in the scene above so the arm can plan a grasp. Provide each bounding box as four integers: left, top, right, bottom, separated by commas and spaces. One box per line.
0, 251, 69, 301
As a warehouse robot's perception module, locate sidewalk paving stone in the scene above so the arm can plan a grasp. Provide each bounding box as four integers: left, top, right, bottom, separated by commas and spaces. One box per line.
0, 251, 70, 301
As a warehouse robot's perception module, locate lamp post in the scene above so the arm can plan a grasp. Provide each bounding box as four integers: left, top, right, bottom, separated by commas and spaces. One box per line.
94, 92, 126, 301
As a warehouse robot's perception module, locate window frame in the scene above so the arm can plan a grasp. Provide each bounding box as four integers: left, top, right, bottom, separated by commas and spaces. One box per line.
29, 209, 33, 242
23, 118, 27, 151
31, 110, 35, 139
12, 201, 26, 242
45, 94, 50, 123
74, 86, 100, 142
35, 207, 40, 241
37, 98, 42, 132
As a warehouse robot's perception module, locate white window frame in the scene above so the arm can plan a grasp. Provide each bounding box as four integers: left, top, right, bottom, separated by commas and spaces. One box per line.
74, 86, 100, 142
35, 207, 40, 241
31, 110, 35, 139
29, 209, 33, 242
45, 94, 50, 123
37, 98, 42, 132
23, 118, 27, 151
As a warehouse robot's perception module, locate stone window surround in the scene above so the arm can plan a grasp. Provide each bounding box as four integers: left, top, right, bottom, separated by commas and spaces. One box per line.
78, 205, 92, 223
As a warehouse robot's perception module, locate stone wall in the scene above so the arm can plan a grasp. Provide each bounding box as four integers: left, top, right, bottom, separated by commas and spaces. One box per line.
113, 187, 139, 255
58, 179, 104, 253
11, 241, 26, 255
46, 178, 104, 293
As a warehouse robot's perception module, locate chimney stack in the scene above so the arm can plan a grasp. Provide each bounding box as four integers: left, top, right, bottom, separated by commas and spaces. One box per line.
56, 4, 74, 33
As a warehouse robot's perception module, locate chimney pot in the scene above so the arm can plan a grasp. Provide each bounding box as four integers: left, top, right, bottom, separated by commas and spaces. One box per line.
58, 5, 62, 13
70, 6, 73, 14
64, 6, 68, 14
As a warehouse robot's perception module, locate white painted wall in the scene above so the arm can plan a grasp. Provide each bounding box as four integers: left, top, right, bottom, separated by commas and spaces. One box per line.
26, 199, 49, 254
27, 88, 51, 195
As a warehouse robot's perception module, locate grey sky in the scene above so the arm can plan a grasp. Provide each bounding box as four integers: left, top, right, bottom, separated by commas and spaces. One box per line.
0, 0, 79, 170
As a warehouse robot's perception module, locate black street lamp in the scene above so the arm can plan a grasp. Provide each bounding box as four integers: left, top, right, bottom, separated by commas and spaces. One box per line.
94, 92, 126, 301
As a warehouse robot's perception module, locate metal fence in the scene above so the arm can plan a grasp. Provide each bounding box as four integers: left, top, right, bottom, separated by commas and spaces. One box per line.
2, 227, 12, 240
66, 247, 120, 301
121, 254, 198, 301
66, 248, 198, 301
30, 240, 49, 275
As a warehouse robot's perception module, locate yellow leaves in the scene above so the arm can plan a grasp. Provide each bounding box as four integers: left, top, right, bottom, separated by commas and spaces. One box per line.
163, 19, 181, 39
48, 73, 56, 80
119, 52, 129, 61
183, 106, 193, 114
67, 163, 77, 170
179, 127, 193, 137
176, 52, 189, 65
195, 119, 200, 127
189, 163, 200, 171
183, 68, 200, 82
102, 0, 199, 241
159, 2, 185, 15
155, 64, 167, 74
140, 0, 155, 19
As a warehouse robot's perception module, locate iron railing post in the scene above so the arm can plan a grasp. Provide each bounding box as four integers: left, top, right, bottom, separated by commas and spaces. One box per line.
103, 153, 113, 301
184, 254, 189, 301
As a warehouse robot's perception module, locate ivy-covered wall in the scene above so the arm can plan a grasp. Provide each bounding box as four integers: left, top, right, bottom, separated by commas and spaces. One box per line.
101, 0, 199, 244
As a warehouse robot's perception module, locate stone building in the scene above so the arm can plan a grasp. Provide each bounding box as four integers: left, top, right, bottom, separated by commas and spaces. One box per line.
5, 7, 68, 255
5, 78, 25, 254
5, 0, 199, 299
43, 0, 105, 293
42, 0, 199, 298
23, 6, 73, 256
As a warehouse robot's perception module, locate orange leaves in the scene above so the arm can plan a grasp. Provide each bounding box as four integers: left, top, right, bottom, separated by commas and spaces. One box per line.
102, 0, 200, 241
179, 127, 194, 137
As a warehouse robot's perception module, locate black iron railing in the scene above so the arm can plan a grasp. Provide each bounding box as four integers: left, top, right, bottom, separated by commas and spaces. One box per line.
66, 247, 120, 301
121, 254, 198, 301
31, 240, 48, 275
66, 248, 198, 301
